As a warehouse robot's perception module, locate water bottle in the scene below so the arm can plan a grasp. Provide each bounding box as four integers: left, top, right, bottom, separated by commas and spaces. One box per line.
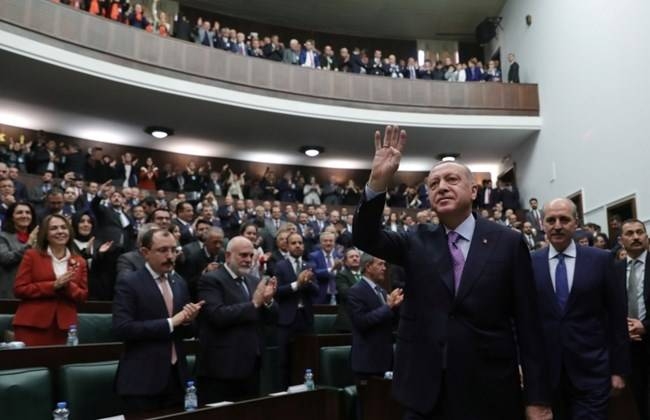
66, 325, 78, 347
53, 401, 69, 420
184, 381, 198, 411
304, 369, 315, 390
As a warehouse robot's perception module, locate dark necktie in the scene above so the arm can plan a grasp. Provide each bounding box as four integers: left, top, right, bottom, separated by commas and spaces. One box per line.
237, 277, 250, 298
374, 285, 387, 304
555, 253, 569, 311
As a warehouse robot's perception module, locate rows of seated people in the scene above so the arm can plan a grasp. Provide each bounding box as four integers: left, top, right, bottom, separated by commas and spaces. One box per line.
51, 0, 513, 82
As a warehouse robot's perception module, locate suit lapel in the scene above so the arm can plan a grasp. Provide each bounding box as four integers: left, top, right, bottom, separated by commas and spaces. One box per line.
359, 278, 383, 307
455, 219, 492, 304
142, 268, 170, 316
430, 227, 454, 295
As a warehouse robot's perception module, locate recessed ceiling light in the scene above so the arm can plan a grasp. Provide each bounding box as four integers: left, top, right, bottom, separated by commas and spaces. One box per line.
437, 153, 460, 162
144, 126, 174, 139
299, 146, 324, 157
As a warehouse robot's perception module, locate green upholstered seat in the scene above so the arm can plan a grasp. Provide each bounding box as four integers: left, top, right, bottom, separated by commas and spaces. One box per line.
59, 361, 123, 420
0, 367, 53, 420
313, 314, 337, 334
319, 345, 356, 420
77, 313, 115, 343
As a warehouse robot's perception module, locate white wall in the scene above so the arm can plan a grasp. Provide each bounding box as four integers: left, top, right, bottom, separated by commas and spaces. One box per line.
497, 0, 650, 227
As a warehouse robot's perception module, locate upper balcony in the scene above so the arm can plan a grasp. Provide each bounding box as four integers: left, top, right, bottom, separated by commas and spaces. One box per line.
1, 0, 539, 118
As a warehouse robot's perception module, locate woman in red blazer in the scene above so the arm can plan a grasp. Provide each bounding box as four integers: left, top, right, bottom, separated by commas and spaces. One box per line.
13, 214, 88, 346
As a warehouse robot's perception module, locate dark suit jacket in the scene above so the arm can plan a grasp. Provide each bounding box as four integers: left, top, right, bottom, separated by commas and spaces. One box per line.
508, 61, 520, 83
196, 266, 277, 380
333, 268, 361, 332
353, 192, 550, 416
274, 258, 319, 326
112, 268, 194, 396
347, 279, 396, 374
114, 163, 138, 187
176, 242, 225, 300
531, 246, 629, 391
91, 196, 135, 251
116, 250, 145, 282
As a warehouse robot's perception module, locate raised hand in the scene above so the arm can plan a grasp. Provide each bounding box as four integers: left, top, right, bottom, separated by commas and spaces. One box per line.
368, 125, 407, 192
387, 288, 404, 308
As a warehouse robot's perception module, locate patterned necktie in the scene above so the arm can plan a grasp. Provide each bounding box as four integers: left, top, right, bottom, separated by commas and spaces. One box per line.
159, 274, 177, 364
374, 285, 387, 304
555, 253, 570, 311
447, 231, 465, 293
628, 259, 642, 319
294, 258, 302, 275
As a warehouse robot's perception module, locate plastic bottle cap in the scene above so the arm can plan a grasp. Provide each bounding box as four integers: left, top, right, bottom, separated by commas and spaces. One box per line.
187, 381, 194, 386
69, 325, 77, 329
57, 402, 67, 408
305, 369, 312, 373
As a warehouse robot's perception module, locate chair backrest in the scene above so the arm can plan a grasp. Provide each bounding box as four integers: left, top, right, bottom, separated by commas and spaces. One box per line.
313, 314, 337, 334
0, 367, 53, 420
260, 346, 282, 394
58, 361, 123, 420
318, 345, 353, 388
77, 313, 116, 343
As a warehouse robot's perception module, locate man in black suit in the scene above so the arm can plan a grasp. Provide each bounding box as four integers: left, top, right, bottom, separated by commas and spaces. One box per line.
353, 125, 551, 420
619, 219, 650, 420
531, 198, 628, 419
173, 201, 195, 246
507, 53, 520, 83
177, 227, 225, 301
92, 180, 135, 251
196, 236, 278, 403
333, 248, 362, 332
475, 179, 497, 210
274, 232, 320, 388
526, 197, 545, 240
7, 167, 28, 202
112, 228, 203, 413
347, 253, 403, 380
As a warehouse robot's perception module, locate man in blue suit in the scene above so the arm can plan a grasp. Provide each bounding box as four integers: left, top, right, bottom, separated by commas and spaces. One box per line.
353, 125, 551, 420
112, 228, 204, 413
274, 232, 320, 388
347, 253, 403, 379
299, 39, 320, 68
531, 198, 628, 419
308, 231, 343, 304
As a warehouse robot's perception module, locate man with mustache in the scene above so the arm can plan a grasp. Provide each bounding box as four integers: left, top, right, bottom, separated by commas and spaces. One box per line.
195, 236, 278, 403
618, 218, 650, 419
113, 228, 204, 413
354, 125, 552, 420
531, 198, 628, 419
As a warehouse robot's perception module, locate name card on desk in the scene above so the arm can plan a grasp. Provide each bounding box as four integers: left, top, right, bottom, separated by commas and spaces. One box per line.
97, 416, 125, 420
287, 384, 309, 393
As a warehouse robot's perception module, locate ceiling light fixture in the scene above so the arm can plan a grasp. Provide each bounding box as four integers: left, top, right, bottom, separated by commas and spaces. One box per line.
144, 126, 174, 139
300, 146, 324, 157
437, 153, 460, 162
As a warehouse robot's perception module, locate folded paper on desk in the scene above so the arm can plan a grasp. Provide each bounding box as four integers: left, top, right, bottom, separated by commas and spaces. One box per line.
205, 401, 234, 407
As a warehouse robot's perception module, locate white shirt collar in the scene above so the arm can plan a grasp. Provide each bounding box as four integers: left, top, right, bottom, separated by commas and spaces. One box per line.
548, 240, 577, 260
145, 262, 166, 280
224, 263, 240, 280
47, 246, 70, 262
443, 213, 476, 242
628, 250, 648, 265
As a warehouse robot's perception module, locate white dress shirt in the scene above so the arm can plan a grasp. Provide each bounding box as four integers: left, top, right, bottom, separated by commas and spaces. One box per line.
144, 263, 174, 332
547, 241, 577, 292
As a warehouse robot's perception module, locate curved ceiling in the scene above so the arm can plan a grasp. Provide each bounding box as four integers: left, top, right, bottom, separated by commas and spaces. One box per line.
184, 0, 506, 41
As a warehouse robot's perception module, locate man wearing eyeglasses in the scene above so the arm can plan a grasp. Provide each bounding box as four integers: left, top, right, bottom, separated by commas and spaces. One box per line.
113, 228, 204, 414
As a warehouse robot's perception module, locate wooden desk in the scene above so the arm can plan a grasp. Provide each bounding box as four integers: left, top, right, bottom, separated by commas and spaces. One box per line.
290, 334, 351, 384
0, 340, 198, 370
130, 388, 341, 420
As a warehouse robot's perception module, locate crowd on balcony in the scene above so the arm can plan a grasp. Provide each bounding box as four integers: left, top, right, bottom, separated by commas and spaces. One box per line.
50, 0, 520, 83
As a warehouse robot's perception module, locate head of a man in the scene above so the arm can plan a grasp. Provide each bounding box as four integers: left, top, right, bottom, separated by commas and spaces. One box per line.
176, 201, 194, 223
195, 219, 212, 242
529, 198, 538, 210
361, 254, 386, 284
344, 248, 361, 271
0, 178, 14, 198
0, 163, 8, 180
47, 190, 64, 213
204, 227, 225, 257
141, 229, 178, 275
543, 198, 578, 252
620, 219, 649, 259
276, 230, 290, 252
226, 236, 254, 276
150, 208, 172, 230
427, 162, 477, 227
320, 231, 336, 253
287, 232, 305, 258
63, 187, 77, 204
522, 221, 533, 235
